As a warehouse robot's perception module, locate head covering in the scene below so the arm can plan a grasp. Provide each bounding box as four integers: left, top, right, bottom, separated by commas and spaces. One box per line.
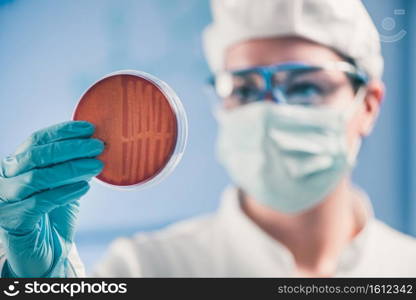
202, 0, 383, 79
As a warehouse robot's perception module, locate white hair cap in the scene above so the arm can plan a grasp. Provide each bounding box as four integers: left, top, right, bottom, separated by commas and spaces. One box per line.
202, 0, 383, 79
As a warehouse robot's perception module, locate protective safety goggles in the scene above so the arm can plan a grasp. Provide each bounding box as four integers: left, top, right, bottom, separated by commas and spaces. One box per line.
208, 61, 369, 108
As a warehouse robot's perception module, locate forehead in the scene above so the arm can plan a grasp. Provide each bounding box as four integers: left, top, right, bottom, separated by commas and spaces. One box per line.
224, 37, 344, 71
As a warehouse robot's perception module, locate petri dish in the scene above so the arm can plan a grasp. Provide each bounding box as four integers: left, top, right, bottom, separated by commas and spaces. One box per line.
73, 70, 188, 190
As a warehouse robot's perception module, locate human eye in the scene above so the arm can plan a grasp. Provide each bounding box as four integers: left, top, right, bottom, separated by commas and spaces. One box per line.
229, 73, 264, 104
284, 81, 324, 105
231, 84, 260, 103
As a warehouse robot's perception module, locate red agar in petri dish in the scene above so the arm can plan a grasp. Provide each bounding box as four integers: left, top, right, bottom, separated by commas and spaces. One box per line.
73, 70, 187, 189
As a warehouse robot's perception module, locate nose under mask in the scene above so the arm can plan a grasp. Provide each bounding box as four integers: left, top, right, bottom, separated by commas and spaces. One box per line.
214, 90, 365, 214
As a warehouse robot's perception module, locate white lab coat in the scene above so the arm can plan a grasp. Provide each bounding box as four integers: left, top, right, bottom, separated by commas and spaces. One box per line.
91, 186, 416, 277
1, 186, 416, 277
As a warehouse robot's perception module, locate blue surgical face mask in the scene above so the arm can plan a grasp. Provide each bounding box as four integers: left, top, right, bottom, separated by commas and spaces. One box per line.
214, 88, 365, 214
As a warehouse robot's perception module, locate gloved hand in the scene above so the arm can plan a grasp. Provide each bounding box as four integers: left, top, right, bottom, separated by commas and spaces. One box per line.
0, 121, 104, 277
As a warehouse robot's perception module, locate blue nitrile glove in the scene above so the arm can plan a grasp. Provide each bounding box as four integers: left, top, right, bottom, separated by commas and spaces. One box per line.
0, 121, 104, 277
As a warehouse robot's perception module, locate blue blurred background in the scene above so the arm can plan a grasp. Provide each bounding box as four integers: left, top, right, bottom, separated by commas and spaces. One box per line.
0, 0, 415, 273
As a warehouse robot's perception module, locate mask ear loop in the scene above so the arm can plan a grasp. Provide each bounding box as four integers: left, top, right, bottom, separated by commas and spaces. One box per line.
342, 86, 368, 166
342, 86, 368, 121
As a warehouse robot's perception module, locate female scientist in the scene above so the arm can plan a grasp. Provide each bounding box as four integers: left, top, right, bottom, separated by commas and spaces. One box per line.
1, 0, 415, 277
